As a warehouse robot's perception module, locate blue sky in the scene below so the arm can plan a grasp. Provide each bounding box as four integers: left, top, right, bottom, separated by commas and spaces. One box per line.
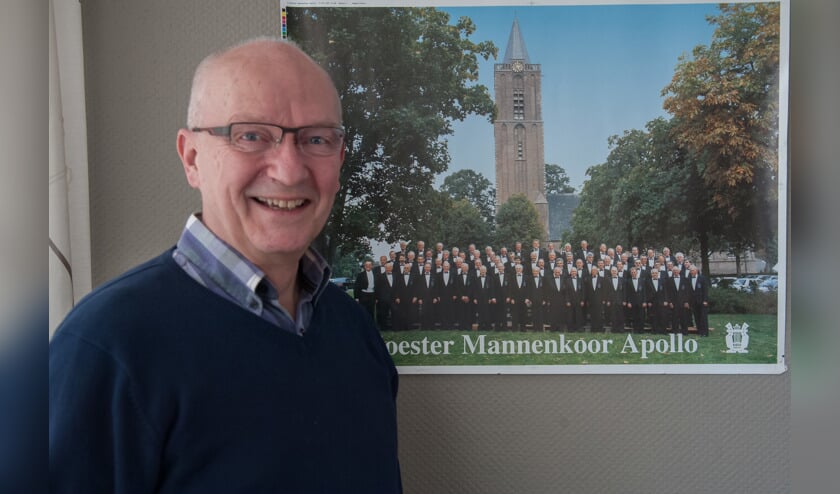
437, 3, 721, 190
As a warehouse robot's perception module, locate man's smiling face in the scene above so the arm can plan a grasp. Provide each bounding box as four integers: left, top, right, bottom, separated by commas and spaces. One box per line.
178, 42, 344, 267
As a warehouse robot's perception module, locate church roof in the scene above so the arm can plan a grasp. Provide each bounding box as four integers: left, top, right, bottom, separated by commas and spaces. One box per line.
502, 18, 530, 64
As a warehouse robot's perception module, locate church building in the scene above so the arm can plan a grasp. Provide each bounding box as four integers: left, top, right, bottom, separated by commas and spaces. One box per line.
494, 18, 549, 236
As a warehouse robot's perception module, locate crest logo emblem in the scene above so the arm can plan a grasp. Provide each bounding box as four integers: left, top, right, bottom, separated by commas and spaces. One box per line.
725, 322, 750, 354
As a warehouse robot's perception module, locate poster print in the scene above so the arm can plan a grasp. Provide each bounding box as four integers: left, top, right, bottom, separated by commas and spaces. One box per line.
284, 0, 788, 374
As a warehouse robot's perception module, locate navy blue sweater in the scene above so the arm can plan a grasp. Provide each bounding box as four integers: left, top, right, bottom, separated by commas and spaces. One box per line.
49, 250, 401, 493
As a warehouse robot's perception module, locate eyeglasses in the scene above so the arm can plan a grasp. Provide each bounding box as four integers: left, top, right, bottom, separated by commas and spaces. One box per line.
191, 122, 345, 157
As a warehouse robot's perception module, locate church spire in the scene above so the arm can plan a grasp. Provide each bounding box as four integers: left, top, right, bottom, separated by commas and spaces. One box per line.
502, 17, 530, 64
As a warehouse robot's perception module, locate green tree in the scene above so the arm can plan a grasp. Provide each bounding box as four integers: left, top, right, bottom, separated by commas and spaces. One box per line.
288, 8, 498, 263
411, 191, 491, 252
573, 5, 780, 275
441, 169, 496, 223
662, 3, 780, 267
495, 194, 545, 248
439, 199, 492, 249
544, 163, 575, 194
571, 118, 717, 273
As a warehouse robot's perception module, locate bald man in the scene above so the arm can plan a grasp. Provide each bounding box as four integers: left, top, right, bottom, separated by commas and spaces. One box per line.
49, 39, 401, 492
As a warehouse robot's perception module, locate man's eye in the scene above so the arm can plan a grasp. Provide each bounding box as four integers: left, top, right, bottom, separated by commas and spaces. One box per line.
306, 135, 327, 146
238, 131, 268, 142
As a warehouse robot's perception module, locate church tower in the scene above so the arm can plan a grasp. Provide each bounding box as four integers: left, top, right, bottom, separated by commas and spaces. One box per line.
494, 18, 548, 236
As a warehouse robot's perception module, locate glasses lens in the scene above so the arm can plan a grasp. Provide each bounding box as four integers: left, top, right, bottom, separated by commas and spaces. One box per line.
227, 124, 344, 156
296, 127, 345, 156
229, 124, 277, 153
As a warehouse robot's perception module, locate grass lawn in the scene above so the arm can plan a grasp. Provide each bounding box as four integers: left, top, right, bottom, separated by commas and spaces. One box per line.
380, 313, 778, 367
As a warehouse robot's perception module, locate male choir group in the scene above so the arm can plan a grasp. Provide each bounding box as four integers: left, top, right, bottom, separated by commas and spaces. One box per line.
353, 239, 710, 336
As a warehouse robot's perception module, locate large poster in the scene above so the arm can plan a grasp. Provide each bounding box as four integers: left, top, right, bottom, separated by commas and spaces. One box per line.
284, 0, 788, 374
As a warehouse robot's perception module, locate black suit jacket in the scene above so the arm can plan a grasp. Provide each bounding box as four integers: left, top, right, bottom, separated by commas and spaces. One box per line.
375, 272, 397, 303
414, 272, 437, 303
626, 277, 646, 306
394, 272, 415, 303
604, 276, 626, 306
667, 276, 691, 307
507, 273, 530, 303
435, 271, 458, 304
584, 275, 605, 308
473, 275, 495, 304
689, 275, 709, 305
544, 275, 565, 307
646, 277, 669, 307
564, 276, 585, 306
354, 270, 376, 296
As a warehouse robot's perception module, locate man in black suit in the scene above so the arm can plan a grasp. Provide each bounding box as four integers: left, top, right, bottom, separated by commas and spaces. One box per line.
377, 255, 388, 275
412, 262, 438, 330
434, 261, 457, 329
512, 241, 525, 261
573, 259, 587, 284
434, 242, 444, 261
525, 251, 538, 276
667, 265, 691, 334
498, 247, 511, 271
576, 240, 591, 264
374, 262, 397, 331
597, 243, 609, 263
564, 267, 585, 332
526, 266, 545, 331
545, 242, 559, 263
405, 251, 418, 275
454, 262, 474, 330
507, 263, 529, 331
393, 262, 416, 331
646, 248, 657, 270
584, 266, 605, 332
584, 252, 596, 280
625, 267, 646, 333
604, 267, 627, 332
544, 266, 566, 332
530, 239, 547, 264
661, 246, 676, 267
688, 265, 710, 336
626, 246, 641, 269
492, 263, 510, 330
354, 260, 377, 321
472, 266, 497, 331
646, 267, 669, 334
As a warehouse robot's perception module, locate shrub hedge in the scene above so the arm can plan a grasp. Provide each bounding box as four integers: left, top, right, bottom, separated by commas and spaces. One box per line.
708, 287, 778, 314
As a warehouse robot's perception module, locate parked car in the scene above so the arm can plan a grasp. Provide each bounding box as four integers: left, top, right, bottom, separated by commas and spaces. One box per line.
711, 276, 738, 289
758, 278, 778, 293
731, 277, 759, 293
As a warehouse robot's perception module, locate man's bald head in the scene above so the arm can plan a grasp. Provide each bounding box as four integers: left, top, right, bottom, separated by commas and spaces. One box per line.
186, 38, 340, 128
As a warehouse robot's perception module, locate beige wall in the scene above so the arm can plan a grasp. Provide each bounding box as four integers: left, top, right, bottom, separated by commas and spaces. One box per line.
79, 1, 805, 492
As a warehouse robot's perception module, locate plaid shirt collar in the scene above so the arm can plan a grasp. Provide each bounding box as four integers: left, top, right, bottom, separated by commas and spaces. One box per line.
172, 214, 331, 335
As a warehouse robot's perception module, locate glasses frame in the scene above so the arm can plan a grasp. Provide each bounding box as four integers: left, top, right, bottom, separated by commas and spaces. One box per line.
191, 122, 346, 157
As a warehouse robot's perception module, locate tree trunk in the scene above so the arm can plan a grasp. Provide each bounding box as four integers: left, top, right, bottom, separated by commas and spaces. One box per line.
699, 227, 710, 277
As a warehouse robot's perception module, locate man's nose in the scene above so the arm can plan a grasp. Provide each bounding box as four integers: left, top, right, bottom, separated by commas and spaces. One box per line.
262, 135, 308, 184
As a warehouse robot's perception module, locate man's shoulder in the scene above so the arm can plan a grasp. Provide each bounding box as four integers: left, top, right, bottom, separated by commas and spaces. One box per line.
53, 250, 187, 341
76, 250, 179, 304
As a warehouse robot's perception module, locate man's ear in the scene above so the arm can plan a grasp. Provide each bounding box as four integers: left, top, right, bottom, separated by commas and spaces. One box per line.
177, 129, 200, 189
